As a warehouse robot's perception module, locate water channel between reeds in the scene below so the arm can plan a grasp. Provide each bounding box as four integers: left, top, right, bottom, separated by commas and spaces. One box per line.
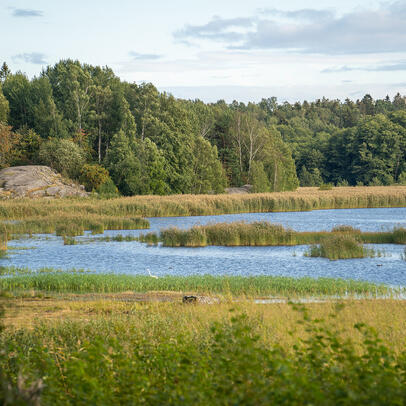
3, 207, 406, 286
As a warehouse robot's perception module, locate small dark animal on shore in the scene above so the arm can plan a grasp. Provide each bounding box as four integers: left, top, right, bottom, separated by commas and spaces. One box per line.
183, 295, 197, 304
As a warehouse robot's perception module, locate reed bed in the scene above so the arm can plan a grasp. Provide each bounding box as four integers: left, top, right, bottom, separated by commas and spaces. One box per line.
0, 186, 405, 220
3, 214, 149, 237
306, 234, 376, 260
139, 221, 406, 247
0, 269, 392, 297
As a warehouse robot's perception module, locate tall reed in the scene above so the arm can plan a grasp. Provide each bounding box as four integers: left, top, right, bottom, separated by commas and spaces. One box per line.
306, 234, 375, 260
0, 186, 405, 220
4, 215, 149, 237
140, 222, 406, 247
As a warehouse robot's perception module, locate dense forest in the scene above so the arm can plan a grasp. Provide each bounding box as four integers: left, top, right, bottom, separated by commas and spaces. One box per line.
0, 60, 405, 196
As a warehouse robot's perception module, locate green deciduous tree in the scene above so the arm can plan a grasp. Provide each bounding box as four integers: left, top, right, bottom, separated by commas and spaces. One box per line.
39, 138, 85, 179
191, 137, 227, 194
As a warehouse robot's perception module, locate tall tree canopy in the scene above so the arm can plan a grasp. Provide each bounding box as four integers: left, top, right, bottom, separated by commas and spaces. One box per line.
1, 58, 406, 194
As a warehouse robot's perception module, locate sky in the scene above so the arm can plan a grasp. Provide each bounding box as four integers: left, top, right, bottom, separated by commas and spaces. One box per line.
1, 0, 406, 103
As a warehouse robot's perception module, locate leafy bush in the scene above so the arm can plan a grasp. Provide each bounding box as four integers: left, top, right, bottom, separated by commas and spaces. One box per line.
39, 138, 85, 179
96, 178, 120, 198
79, 164, 110, 192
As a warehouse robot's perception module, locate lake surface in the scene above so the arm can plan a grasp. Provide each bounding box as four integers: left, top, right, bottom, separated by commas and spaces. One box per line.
3, 208, 406, 285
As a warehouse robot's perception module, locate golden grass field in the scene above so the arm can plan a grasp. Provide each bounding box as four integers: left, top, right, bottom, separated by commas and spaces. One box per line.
2, 293, 406, 353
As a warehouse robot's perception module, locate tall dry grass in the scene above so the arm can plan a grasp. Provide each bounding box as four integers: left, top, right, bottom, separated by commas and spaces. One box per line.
1, 186, 405, 220
2, 296, 406, 354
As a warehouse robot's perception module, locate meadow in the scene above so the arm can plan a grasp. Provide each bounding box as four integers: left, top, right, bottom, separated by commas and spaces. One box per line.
1, 291, 406, 405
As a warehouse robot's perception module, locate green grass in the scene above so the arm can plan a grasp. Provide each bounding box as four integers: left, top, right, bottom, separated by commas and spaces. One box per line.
0, 269, 393, 297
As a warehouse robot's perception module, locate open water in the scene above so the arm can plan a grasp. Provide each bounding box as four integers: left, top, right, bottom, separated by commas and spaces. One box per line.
3, 207, 406, 285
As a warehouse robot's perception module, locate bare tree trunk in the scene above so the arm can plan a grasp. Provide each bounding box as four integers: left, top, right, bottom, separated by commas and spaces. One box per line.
98, 120, 102, 163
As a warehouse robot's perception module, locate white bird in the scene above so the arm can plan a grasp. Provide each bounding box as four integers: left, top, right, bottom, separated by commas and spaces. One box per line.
147, 268, 158, 279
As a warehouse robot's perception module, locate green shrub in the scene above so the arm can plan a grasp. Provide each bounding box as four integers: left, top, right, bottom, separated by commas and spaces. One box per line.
80, 164, 110, 192
96, 178, 120, 198
39, 138, 85, 179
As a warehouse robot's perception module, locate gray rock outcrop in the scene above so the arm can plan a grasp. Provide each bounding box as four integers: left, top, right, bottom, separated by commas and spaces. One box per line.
225, 184, 253, 194
0, 166, 88, 199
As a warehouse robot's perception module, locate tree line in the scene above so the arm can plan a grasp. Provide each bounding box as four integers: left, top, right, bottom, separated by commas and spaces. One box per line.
0, 60, 405, 196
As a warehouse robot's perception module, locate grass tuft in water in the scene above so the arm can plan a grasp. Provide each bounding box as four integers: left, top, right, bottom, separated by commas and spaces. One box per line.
306, 234, 375, 260
63, 236, 77, 245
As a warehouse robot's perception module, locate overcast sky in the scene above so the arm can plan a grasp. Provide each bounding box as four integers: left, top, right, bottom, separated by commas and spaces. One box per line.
1, 0, 406, 103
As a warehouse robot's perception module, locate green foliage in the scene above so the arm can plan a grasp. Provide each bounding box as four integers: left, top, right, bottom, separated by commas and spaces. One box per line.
299, 166, 323, 186
2, 72, 31, 130
39, 138, 85, 179
2, 58, 406, 195
96, 178, 120, 198
348, 114, 406, 185
1, 308, 406, 404
0, 84, 9, 123
105, 130, 140, 195
251, 161, 270, 192
79, 163, 110, 192
191, 136, 227, 194
397, 171, 406, 185
9, 127, 41, 166
0, 123, 20, 168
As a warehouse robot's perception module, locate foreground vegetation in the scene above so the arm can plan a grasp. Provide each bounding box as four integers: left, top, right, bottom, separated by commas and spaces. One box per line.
1, 294, 406, 405
1, 270, 405, 404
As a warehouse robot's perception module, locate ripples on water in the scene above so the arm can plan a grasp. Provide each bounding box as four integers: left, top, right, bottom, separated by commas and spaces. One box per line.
4, 208, 406, 285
